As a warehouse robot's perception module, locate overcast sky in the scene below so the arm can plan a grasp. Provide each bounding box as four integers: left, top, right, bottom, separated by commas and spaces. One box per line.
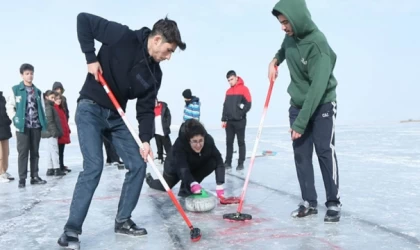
1, 0, 419, 129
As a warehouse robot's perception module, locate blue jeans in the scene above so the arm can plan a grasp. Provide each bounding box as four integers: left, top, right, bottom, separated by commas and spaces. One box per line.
64, 99, 147, 234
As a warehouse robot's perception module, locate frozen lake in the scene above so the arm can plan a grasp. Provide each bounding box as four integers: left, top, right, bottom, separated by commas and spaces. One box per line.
0, 123, 419, 249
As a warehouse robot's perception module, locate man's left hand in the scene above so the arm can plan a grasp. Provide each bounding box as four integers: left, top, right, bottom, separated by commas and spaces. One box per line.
140, 142, 153, 162
289, 128, 302, 141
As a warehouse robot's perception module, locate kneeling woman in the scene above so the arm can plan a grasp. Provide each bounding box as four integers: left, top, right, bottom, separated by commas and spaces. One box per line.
146, 119, 225, 198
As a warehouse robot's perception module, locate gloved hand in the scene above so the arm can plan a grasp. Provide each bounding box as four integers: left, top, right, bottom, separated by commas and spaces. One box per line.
190, 182, 202, 194
216, 184, 224, 199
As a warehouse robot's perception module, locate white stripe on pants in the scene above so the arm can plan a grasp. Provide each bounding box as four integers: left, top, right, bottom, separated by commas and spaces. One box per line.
48, 137, 60, 169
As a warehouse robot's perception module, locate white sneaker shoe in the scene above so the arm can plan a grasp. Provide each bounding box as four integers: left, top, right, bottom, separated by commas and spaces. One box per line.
0, 173, 10, 183
5, 172, 14, 180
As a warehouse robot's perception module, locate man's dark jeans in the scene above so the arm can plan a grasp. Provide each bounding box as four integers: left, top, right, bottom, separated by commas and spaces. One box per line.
64, 99, 147, 234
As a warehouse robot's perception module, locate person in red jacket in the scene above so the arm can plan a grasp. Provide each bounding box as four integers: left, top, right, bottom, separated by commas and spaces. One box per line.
154, 98, 172, 164
221, 70, 252, 171
54, 92, 71, 173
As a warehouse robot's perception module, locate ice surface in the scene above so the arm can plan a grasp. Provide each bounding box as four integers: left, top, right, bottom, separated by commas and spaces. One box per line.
0, 123, 419, 249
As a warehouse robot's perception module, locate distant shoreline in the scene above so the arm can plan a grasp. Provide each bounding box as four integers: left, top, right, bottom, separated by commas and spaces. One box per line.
400, 119, 420, 123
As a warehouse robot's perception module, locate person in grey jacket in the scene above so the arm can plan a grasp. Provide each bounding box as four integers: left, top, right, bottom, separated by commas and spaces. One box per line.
42, 90, 65, 176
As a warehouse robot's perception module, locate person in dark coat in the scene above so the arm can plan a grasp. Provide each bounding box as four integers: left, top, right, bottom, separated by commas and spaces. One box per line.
153, 98, 172, 164
146, 119, 226, 199
0, 91, 14, 182
41, 90, 65, 176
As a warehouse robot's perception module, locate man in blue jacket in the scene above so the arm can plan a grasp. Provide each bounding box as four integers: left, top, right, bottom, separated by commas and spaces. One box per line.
57, 12, 186, 248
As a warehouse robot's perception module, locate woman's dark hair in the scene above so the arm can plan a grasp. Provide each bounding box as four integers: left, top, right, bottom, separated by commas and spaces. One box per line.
183, 119, 206, 140
43, 90, 54, 99
53, 91, 66, 109
53, 91, 61, 98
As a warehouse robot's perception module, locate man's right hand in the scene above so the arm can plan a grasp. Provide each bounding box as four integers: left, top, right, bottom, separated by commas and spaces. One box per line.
221, 122, 227, 128
88, 61, 103, 81
268, 59, 278, 81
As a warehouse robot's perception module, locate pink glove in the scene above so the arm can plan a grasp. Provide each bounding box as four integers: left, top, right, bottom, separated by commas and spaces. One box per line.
190, 182, 202, 194
216, 184, 224, 199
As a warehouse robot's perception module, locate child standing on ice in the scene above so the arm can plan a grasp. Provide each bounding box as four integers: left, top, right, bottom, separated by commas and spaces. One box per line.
42, 90, 65, 176
54, 92, 71, 172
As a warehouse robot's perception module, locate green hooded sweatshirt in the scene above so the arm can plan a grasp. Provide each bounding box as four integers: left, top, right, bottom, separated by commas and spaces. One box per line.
272, 0, 338, 134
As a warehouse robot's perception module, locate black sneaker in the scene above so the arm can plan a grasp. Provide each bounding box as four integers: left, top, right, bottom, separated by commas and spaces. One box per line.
62, 166, 71, 173
177, 189, 192, 197
57, 231, 80, 249
46, 169, 55, 176
236, 163, 244, 170
30, 177, 47, 185
324, 204, 341, 222
117, 162, 125, 170
224, 163, 232, 170
18, 179, 25, 188
291, 201, 318, 218
145, 173, 153, 186
54, 169, 67, 176
115, 219, 147, 236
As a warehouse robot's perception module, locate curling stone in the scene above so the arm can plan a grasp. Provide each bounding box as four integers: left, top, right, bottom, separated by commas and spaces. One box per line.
185, 189, 217, 212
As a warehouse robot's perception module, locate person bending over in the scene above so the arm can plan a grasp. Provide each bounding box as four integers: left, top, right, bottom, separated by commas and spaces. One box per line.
146, 119, 225, 199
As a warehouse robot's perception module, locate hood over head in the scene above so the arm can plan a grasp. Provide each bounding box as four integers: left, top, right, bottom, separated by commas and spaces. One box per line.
235, 76, 244, 86
135, 27, 158, 64
191, 96, 199, 102
52, 81, 65, 93
272, 0, 317, 39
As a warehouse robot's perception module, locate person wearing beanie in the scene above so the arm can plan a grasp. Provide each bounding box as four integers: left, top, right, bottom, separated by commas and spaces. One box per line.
182, 89, 200, 121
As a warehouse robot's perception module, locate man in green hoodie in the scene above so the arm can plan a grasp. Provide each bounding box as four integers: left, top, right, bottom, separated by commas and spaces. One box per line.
268, 0, 341, 222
